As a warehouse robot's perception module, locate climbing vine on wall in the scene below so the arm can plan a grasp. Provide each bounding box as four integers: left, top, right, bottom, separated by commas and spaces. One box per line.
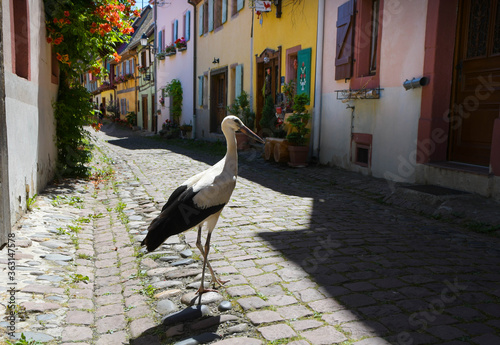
43, 0, 137, 177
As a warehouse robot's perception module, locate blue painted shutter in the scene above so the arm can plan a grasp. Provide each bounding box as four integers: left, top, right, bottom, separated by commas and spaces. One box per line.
235, 64, 243, 98
208, 0, 214, 32
237, 0, 244, 11
158, 30, 163, 51
199, 5, 204, 36
174, 20, 178, 40
222, 0, 227, 24
198, 76, 203, 106
186, 11, 191, 41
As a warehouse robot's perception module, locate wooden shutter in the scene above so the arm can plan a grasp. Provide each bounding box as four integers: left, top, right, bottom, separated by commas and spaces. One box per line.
174, 20, 178, 40
235, 64, 243, 98
186, 11, 191, 40
158, 30, 163, 51
198, 76, 203, 106
209, 0, 214, 32
335, 0, 355, 80
222, 0, 227, 24
199, 5, 204, 36
237, 0, 244, 12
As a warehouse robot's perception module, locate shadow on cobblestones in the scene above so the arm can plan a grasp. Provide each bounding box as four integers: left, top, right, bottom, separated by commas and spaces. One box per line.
258, 200, 500, 343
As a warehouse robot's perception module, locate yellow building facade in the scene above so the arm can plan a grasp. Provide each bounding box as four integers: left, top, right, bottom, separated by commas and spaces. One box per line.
252, 1, 319, 126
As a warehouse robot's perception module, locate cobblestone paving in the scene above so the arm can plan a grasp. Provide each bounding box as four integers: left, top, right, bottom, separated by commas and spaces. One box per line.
1, 122, 500, 345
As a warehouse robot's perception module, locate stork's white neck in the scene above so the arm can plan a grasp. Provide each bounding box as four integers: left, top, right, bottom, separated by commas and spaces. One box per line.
222, 126, 238, 175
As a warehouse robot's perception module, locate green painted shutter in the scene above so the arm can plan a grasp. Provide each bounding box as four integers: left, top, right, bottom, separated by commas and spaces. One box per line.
235, 64, 243, 98
199, 5, 204, 36
198, 76, 203, 106
186, 11, 191, 40
297, 48, 312, 99
237, 0, 244, 11
209, 0, 214, 32
222, 0, 227, 24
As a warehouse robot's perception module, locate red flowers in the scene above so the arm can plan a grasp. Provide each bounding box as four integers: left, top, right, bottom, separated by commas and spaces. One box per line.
113, 52, 121, 63
46, 37, 53, 43
64, 11, 70, 17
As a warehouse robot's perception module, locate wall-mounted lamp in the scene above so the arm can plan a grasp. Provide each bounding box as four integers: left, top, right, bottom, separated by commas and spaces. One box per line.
403, 76, 429, 90
263, 56, 270, 63
140, 33, 155, 54
212, 57, 220, 64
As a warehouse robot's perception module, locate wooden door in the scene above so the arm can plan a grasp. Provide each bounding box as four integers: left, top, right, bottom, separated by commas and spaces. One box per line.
152, 95, 156, 133
142, 95, 148, 130
210, 71, 227, 133
449, 0, 500, 166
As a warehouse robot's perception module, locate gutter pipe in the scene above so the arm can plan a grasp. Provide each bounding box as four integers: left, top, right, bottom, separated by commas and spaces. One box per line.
312, 0, 325, 160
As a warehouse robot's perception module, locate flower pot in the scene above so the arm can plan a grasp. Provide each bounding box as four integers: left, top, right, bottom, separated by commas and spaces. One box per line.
288, 145, 308, 167
177, 46, 187, 52
236, 132, 250, 150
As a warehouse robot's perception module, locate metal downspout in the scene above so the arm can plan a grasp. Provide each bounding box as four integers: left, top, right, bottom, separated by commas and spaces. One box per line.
249, 6, 254, 112
154, 0, 158, 134
188, 0, 197, 139
313, 0, 325, 160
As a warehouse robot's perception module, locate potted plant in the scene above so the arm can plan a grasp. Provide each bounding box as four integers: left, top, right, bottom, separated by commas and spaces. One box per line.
164, 79, 183, 124
180, 123, 193, 139
286, 93, 310, 167
175, 37, 187, 51
228, 90, 255, 150
282, 80, 296, 113
159, 119, 180, 139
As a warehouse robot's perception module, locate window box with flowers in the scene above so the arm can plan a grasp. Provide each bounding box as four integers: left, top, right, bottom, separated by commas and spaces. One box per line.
165, 44, 176, 56
114, 75, 126, 84
175, 37, 187, 51
125, 73, 135, 81
159, 119, 180, 139
138, 65, 148, 74
159, 96, 165, 107
157, 51, 166, 60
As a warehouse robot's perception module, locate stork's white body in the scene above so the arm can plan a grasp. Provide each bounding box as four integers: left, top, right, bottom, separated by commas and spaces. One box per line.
141, 116, 264, 293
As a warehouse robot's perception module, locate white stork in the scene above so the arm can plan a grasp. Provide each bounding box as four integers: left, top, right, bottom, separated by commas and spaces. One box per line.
141, 115, 265, 294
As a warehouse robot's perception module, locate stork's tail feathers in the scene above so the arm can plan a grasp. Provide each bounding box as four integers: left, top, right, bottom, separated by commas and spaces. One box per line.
140, 217, 170, 252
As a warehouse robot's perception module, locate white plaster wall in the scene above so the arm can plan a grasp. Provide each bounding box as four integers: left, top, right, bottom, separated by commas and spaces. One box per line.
319, 0, 427, 183
3, 0, 58, 223
156, 2, 195, 128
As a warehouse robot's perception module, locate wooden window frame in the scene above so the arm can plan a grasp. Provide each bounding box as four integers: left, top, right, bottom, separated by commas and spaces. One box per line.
350, 0, 384, 89
203, 2, 209, 34
11, 0, 30, 80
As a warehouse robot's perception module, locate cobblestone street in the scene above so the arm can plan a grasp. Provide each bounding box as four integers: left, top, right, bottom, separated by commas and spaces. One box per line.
1, 122, 500, 345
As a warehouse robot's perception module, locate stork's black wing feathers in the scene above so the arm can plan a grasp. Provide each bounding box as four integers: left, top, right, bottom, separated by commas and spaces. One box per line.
141, 187, 225, 252
161, 185, 188, 212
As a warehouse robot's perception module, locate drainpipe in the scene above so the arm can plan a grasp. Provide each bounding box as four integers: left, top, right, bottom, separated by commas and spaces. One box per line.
154, 1, 158, 134
188, 0, 197, 139
312, 0, 325, 160
249, 6, 254, 112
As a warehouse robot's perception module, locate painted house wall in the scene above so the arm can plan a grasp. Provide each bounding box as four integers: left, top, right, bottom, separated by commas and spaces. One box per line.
252, 1, 319, 114
137, 42, 155, 132
2, 0, 58, 224
319, 0, 427, 184
156, 2, 194, 129
194, 0, 252, 140
114, 55, 138, 120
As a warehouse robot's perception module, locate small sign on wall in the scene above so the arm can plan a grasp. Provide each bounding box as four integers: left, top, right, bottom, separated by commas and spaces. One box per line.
255, 1, 272, 12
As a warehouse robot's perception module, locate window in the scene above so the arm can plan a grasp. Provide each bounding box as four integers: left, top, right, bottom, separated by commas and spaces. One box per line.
172, 20, 178, 42
352, 133, 372, 167
198, 76, 204, 107
335, 0, 382, 86
214, 0, 222, 29
13, 0, 30, 79
232, 0, 244, 16
204, 2, 209, 33
141, 51, 147, 67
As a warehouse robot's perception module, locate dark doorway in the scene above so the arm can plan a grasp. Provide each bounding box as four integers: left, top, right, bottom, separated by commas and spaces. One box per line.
142, 95, 148, 130
210, 68, 227, 133
256, 48, 281, 132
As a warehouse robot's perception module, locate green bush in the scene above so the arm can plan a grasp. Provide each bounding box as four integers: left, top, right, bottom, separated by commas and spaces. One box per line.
53, 81, 93, 177
227, 90, 255, 129
286, 93, 310, 146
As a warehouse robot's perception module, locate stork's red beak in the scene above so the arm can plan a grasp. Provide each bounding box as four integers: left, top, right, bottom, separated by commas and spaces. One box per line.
239, 125, 265, 144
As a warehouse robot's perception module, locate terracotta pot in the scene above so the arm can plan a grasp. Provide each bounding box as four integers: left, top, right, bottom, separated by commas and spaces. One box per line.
288, 145, 308, 167
235, 132, 250, 150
